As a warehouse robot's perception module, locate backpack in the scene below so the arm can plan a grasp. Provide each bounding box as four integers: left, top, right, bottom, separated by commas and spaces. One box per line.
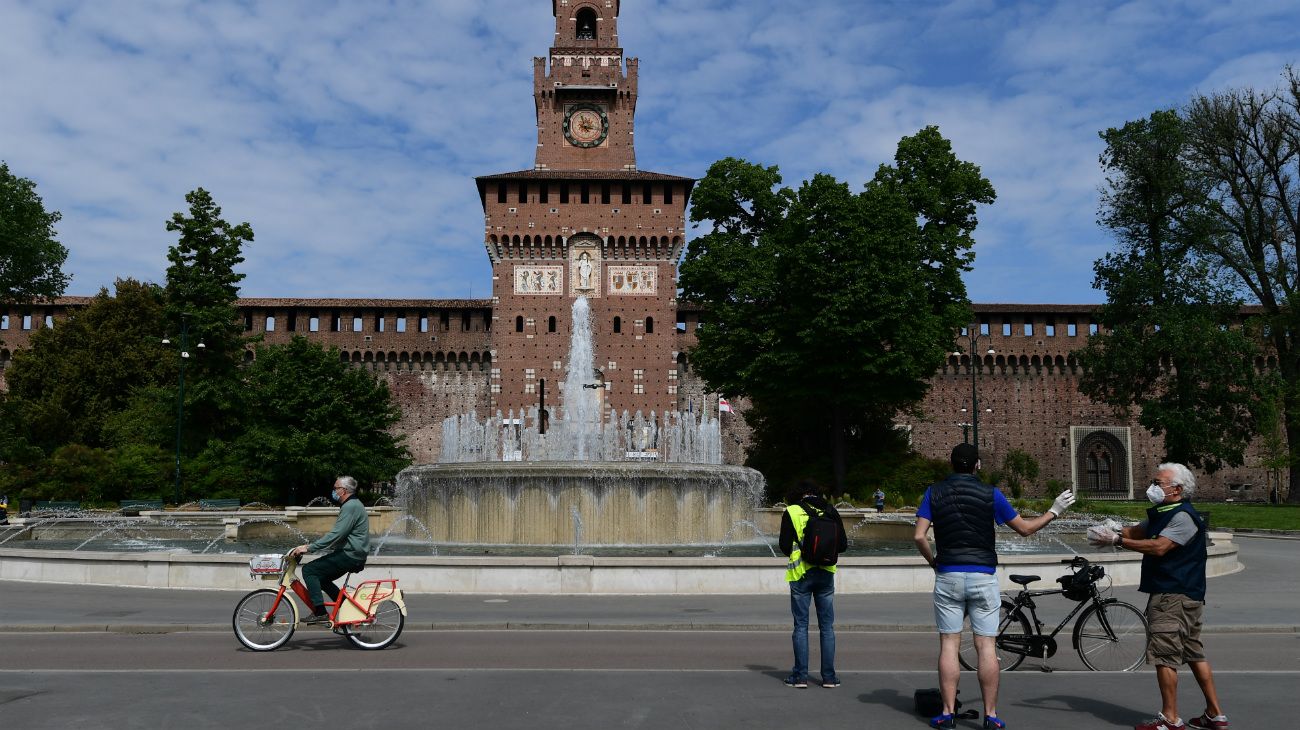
798, 500, 841, 566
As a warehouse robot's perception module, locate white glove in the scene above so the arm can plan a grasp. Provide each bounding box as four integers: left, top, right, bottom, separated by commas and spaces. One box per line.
1087, 524, 1120, 547
1048, 489, 1076, 517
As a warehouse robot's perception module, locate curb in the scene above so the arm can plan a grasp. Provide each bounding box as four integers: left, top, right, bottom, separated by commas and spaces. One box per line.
6, 622, 1298, 634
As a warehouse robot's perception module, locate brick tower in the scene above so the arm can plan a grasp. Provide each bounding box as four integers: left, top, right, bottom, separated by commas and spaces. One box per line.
477, 0, 693, 426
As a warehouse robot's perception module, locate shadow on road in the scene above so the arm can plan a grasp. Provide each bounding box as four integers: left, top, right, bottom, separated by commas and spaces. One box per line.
1015, 692, 1135, 725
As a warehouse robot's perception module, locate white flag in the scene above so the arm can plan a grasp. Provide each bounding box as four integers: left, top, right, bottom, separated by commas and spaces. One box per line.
718, 397, 733, 413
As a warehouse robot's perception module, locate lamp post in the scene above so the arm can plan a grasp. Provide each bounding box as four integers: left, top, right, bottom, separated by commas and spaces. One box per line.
162, 314, 204, 505
953, 327, 994, 449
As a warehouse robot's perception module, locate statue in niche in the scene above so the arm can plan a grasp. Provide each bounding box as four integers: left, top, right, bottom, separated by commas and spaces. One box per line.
577, 252, 593, 289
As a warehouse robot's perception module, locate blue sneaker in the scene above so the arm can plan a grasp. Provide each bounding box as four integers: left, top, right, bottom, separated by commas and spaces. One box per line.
783, 675, 808, 688
984, 716, 1006, 729
930, 714, 956, 729
821, 676, 841, 688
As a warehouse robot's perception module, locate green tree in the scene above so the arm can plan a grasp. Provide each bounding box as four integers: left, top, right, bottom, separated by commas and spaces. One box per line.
1078, 110, 1269, 472
162, 188, 254, 450
1180, 69, 1300, 502
681, 128, 995, 490
4, 279, 171, 449
1000, 448, 1040, 499
0, 161, 70, 309
197, 336, 410, 504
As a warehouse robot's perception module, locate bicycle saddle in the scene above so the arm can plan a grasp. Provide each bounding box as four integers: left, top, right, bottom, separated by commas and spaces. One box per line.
1008, 574, 1040, 585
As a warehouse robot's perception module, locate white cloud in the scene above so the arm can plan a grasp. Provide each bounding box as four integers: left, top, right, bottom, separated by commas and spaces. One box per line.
3, 0, 1298, 305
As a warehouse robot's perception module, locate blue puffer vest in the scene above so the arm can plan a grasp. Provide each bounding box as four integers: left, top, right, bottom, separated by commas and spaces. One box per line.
1139, 500, 1208, 601
930, 473, 997, 569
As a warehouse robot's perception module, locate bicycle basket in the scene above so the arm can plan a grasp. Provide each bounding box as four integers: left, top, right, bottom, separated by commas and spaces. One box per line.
248, 553, 285, 579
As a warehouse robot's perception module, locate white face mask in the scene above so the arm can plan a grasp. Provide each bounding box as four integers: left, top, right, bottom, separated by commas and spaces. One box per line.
1146, 483, 1167, 505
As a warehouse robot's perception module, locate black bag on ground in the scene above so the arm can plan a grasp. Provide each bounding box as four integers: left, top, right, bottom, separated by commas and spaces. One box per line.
799, 500, 841, 566
914, 689, 977, 719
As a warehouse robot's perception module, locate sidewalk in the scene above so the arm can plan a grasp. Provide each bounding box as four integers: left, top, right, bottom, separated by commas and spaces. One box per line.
2, 535, 1294, 633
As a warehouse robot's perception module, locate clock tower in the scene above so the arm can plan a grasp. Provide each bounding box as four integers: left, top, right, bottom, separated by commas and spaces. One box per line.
477, 0, 693, 426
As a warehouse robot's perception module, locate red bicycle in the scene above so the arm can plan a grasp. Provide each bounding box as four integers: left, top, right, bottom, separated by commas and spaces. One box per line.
232, 551, 406, 651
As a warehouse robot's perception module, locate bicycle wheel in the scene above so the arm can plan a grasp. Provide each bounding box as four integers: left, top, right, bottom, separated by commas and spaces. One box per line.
958, 599, 1029, 672
233, 588, 297, 651
1074, 600, 1148, 671
343, 599, 404, 650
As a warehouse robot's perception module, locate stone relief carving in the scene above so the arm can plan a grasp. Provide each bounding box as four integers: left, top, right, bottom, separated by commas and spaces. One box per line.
513, 265, 564, 295
607, 266, 657, 295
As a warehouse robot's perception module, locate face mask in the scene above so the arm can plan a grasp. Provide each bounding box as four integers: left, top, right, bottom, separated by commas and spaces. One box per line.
1146, 483, 1166, 505
328, 489, 342, 504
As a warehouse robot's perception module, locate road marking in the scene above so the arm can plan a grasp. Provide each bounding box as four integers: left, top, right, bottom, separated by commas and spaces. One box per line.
3, 668, 1298, 675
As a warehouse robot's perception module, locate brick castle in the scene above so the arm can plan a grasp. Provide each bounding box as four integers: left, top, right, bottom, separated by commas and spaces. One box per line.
0, 1, 1276, 500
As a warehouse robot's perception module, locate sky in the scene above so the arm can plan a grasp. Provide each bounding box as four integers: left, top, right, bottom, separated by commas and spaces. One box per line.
2, 0, 1297, 304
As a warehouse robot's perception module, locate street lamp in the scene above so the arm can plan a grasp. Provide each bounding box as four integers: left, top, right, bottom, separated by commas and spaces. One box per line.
162, 314, 204, 505
953, 327, 994, 449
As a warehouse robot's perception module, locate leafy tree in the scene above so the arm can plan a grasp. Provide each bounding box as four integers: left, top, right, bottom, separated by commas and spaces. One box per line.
4, 279, 171, 449
1000, 448, 1040, 499
0, 161, 70, 308
681, 128, 995, 490
195, 336, 410, 504
1078, 111, 1269, 472
1178, 69, 1300, 502
162, 188, 254, 448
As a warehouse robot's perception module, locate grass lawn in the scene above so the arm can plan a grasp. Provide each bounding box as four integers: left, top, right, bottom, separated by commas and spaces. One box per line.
1023, 499, 1300, 531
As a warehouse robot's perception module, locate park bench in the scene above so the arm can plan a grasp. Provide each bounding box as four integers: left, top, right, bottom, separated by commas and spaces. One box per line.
199, 498, 241, 511
32, 500, 82, 514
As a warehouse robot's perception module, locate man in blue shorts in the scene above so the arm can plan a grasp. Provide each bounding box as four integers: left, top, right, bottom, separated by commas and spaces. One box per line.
912, 443, 1075, 729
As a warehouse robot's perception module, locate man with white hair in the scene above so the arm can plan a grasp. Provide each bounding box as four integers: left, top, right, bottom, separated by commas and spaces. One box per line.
291, 476, 370, 625
1090, 462, 1228, 730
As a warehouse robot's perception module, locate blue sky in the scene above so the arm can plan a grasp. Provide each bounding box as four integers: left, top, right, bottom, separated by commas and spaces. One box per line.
2, 0, 1297, 304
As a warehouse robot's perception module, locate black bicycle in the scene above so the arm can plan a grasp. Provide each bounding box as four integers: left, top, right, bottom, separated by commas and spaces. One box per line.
958, 556, 1149, 672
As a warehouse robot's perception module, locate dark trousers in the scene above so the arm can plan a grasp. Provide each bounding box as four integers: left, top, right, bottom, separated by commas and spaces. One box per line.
302, 551, 363, 613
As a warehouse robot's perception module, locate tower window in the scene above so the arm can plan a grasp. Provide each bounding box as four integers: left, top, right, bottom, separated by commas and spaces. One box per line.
646, 316, 654, 334
601, 183, 610, 204
664, 185, 673, 204
621, 184, 632, 204
518, 183, 527, 204
613, 316, 622, 334
287, 312, 297, 332
540, 183, 549, 204
560, 184, 569, 204
642, 183, 652, 204
497, 184, 507, 204
575, 8, 597, 40
581, 183, 590, 204
515, 316, 524, 333
331, 310, 341, 332
265, 315, 274, 332
548, 316, 557, 333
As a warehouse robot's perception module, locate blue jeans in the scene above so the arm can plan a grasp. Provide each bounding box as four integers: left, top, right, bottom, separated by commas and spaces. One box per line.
789, 568, 836, 681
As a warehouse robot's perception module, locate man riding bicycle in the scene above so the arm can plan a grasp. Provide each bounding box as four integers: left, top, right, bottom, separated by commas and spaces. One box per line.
290, 476, 370, 624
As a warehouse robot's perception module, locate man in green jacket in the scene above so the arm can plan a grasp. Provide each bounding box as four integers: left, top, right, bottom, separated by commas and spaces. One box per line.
291, 476, 370, 624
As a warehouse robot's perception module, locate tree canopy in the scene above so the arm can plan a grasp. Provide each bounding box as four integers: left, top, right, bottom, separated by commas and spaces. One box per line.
680, 128, 995, 491
1078, 110, 1270, 473
0, 161, 70, 307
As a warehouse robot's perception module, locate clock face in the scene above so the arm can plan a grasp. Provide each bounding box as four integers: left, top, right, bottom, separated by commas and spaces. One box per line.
563, 104, 608, 148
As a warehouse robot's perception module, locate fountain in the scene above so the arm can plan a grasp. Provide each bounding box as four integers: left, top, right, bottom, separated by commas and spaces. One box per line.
397, 295, 766, 547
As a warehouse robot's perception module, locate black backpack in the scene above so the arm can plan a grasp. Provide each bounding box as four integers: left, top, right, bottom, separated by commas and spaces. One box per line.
799, 500, 841, 566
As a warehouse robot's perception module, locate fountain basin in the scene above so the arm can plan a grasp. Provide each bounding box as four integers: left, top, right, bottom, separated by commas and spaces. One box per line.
397, 461, 766, 545
0, 533, 1240, 594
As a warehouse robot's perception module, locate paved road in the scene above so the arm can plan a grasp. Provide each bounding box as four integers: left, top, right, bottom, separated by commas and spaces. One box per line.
1, 631, 1296, 729
0, 535, 1295, 728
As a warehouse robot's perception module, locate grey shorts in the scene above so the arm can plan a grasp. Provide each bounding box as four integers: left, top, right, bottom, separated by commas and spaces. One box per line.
933, 571, 1001, 636
1145, 592, 1206, 667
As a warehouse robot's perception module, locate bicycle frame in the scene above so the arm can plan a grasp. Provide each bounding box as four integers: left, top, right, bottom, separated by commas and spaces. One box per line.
261, 552, 406, 626
999, 583, 1127, 659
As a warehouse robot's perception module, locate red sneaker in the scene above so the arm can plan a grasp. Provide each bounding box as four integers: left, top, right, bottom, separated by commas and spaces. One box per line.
1135, 715, 1185, 730
1187, 713, 1229, 730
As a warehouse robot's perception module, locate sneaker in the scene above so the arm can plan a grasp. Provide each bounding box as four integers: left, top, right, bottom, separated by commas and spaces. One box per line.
1135, 714, 1185, 730
984, 716, 1006, 729
301, 612, 331, 625
821, 677, 841, 688
929, 714, 956, 729
782, 675, 808, 689
1187, 713, 1229, 730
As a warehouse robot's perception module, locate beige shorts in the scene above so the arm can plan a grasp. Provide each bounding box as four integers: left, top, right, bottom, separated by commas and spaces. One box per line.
1145, 592, 1206, 667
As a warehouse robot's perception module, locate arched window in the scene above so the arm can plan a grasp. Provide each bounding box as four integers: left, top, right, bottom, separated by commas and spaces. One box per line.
548, 316, 557, 333
265, 316, 275, 332
645, 316, 654, 334
1076, 430, 1129, 495
613, 316, 622, 334
515, 315, 524, 333
575, 7, 597, 39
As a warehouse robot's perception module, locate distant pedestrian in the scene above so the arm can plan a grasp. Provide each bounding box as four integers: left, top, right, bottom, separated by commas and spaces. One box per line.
1089, 463, 1228, 730
873, 488, 886, 513
779, 479, 847, 689
913, 444, 1076, 728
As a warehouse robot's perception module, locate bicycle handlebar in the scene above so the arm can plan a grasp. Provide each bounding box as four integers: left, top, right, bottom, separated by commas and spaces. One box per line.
1060, 556, 1088, 566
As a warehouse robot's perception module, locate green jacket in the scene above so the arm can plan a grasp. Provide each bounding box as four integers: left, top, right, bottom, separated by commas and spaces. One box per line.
308, 497, 370, 563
